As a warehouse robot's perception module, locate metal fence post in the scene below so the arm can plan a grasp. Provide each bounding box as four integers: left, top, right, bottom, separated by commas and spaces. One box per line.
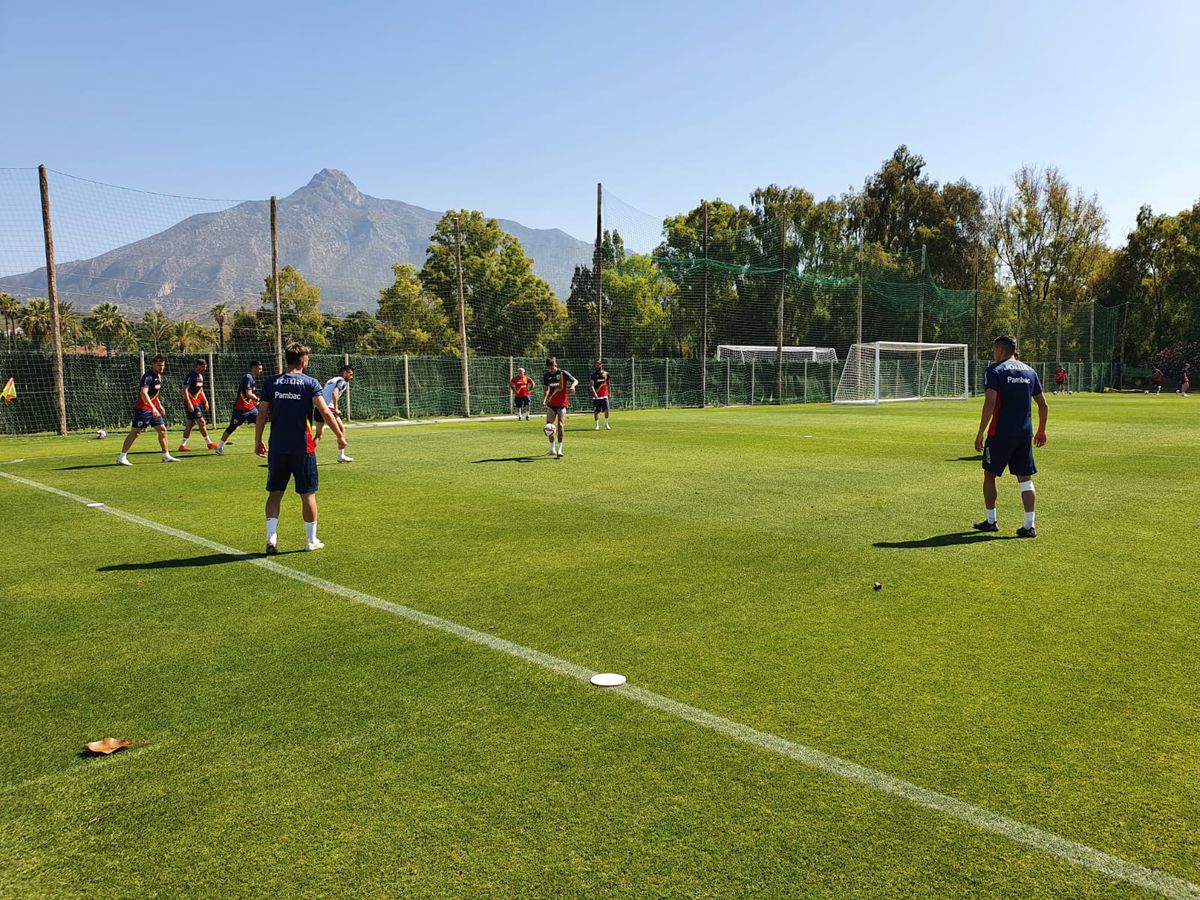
631, 356, 636, 410
343, 352, 351, 422
804, 360, 808, 404
208, 351, 217, 421
664, 357, 670, 408
750, 359, 755, 405
508, 356, 514, 414
403, 353, 410, 419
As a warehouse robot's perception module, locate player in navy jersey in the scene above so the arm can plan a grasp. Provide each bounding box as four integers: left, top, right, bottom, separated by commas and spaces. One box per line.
973, 335, 1049, 538
1181, 363, 1191, 397
591, 360, 611, 430
178, 358, 219, 452
117, 355, 179, 465
215, 361, 263, 455
542, 356, 577, 458
254, 343, 346, 553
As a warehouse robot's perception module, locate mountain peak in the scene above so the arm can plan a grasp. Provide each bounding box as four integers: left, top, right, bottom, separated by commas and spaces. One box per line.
303, 168, 363, 204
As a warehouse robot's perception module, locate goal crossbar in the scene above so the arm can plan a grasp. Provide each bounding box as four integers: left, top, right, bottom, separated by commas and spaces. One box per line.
833, 341, 969, 405
716, 345, 838, 363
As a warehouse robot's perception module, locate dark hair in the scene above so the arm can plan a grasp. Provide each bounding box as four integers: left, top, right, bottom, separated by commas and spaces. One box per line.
250, 360, 263, 369
195, 358, 207, 367
546, 356, 557, 366
151, 355, 166, 364
339, 364, 353, 374
285, 343, 310, 366
993, 335, 1017, 356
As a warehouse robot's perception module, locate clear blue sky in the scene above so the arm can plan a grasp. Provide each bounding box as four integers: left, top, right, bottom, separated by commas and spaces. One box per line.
2, 0, 1198, 254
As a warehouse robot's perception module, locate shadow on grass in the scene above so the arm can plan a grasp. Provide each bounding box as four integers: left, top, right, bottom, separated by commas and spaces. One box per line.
471, 456, 547, 464
874, 531, 1017, 549
99, 550, 303, 571
947, 454, 984, 462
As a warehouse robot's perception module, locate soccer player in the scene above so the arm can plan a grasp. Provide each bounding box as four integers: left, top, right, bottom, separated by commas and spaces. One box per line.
973, 335, 1048, 538
1151, 367, 1164, 395
1053, 364, 1067, 395
591, 360, 611, 430
255, 343, 345, 553
215, 361, 263, 455
509, 367, 534, 421
179, 358, 218, 451
314, 364, 354, 462
1181, 363, 1191, 397
117, 355, 179, 465
542, 356, 577, 458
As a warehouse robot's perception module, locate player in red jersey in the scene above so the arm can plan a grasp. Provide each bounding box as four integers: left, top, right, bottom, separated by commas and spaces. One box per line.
591, 360, 611, 430
1151, 367, 1163, 395
542, 356, 577, 458
1053, 365, 1067, 395
509, 367, 534, 421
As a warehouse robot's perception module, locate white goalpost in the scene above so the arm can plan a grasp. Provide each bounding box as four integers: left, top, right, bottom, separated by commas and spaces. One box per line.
833, 341, 969, 405
716, 345, 838, 363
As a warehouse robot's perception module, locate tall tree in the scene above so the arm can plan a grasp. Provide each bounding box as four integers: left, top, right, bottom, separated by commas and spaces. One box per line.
0, 292, 20, 349
56, 302, 87, 348
989, 165, 1107, 360
419, 210, 565, 356
376, 263, 457, 354
261, 265, 328, 351
210, 302, 230, 352
139, 309, 174, 355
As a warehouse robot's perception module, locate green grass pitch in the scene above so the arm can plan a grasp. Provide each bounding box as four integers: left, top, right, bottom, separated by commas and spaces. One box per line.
1, 396, 1197, 897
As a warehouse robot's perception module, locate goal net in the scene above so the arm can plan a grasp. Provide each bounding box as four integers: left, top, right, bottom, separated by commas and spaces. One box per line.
834, 341, 969, 405
716, 345, 838, 363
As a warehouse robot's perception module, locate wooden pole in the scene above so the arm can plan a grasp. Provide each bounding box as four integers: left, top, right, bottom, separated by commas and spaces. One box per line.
1055, 295, 1063, 364
38, 166, 68, 435
208, 350, 217, 421
508, 356, 514, 414
702, 199, 709, 407
270, 196, 282, 373
403, 353, 411, 419
455, 214, 470, 416
776, 218, 785, 403
595, 183, 603, 361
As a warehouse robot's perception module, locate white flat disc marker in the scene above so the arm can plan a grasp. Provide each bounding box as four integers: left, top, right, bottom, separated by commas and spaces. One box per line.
590, 673, 626, 687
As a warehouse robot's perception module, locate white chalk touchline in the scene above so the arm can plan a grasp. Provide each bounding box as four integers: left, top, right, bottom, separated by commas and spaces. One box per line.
1, 470, 1196, 899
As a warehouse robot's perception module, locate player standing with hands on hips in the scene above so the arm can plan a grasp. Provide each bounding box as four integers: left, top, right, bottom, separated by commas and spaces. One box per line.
591, 360, 611, 430
256, 343, 346, 553
973, 335, 1048, 538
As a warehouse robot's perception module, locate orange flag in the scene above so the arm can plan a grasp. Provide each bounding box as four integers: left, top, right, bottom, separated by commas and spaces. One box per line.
0, 377, 14, 402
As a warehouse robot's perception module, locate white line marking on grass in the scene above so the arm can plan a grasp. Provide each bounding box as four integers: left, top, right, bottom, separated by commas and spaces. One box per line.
2, 469, 1198, 900
347, 415, 519, 429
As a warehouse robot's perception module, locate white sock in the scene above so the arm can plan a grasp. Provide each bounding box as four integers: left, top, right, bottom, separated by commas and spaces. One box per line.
162, 451, 171, 460
1025, 511, 1035, 529
180, 438, 188, 447
266, 517, 278, 544
306, 521, 317, 543
986, 508, 997, 525
218, 440, 225, 449
118, 452, 127, 461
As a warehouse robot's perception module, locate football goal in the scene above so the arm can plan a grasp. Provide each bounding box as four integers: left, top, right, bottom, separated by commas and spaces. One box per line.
834, 341, 969, 405
716, 345, 838, 363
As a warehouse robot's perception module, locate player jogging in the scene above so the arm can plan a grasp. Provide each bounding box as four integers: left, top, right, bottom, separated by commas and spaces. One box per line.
542, 356, 577, 458
1181, 363, 1191, 397
973, 335, 1048, 538
179, 358, 218, 452
591, 360, 611, 430
1151, 367, 1163, 395
314, 364, 353, 462
117, 355, 179, 465
1054, 365, 1067, 395
215, 361, 263, 455
509, 367, 534, 421
255, 343, 345, 553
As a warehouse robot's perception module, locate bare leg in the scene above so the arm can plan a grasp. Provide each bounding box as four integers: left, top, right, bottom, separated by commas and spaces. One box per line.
265, 490, 284, 519
1020, 479, 1036, 514
301, 492, 318, 523
121, 428, 142, 453
155, 425, 169, 454
983, 471, 998, 510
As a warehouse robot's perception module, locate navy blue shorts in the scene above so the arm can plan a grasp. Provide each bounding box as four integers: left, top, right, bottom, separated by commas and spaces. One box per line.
593, 398, 609, 413
983, 434, 1036, 477
226, 409, 257, 430
186, 406, 207, 422
132, 408, 164, 429
266, 449, 319, 494
514, 395, 530, 408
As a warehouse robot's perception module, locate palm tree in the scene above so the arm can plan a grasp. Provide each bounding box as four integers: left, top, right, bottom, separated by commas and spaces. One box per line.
89, 302, 130, 354
0, 292, 20, 350
21, 298, 53, 348
140, 309, 173, 355
57, 301, 87, 348
172, 319, 214, 354
210, 302, 230, 352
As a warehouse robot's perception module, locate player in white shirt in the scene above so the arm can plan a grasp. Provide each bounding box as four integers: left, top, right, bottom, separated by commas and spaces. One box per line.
314, 364, 354, 462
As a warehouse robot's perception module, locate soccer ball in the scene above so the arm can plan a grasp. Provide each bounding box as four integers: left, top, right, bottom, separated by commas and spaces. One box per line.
543, 422, 557, 437
95, 429, 107, 439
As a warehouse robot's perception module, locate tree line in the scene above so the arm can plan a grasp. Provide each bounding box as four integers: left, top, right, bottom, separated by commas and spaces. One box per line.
1, 146, 1196, 367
